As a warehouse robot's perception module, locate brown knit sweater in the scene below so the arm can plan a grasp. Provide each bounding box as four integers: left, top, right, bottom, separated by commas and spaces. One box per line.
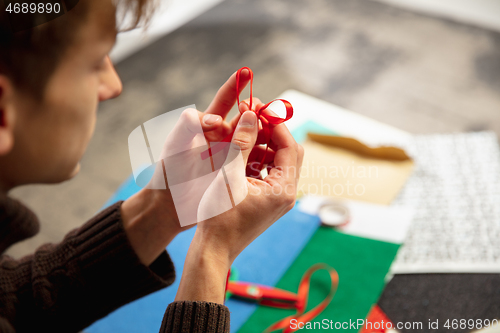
0, 194, 230, 332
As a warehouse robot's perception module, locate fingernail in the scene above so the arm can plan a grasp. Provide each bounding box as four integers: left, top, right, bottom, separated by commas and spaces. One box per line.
239, 111, 256, 127
203, 114, 220, 125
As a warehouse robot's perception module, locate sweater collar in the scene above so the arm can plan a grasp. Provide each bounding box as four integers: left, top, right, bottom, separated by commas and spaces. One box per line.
0, 192, 39, 254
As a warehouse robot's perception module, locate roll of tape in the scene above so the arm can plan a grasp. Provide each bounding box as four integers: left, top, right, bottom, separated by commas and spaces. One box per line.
318, 201, 350, 227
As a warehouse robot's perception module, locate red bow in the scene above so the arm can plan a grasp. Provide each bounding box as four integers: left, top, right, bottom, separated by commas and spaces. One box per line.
201, 67, 293, 172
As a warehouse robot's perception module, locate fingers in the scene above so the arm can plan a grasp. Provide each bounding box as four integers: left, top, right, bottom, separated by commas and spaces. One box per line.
225, 98, 264, 131
199, 112, 222, 132
205, 69, 251, 119
232, 105, 300, 185
227, 112, 242, 132
261, 104, 303, 186
238, 99, 271, 143
170, 108, 205, 144
248, 145, 276, 165
246, 146, 276, 178
239, 97, 263, 112
177, 108, 222, 136
296, 144, 304, 186
230, 111, 258, 165
160, 108, 207, 159
265, 122, 299, 185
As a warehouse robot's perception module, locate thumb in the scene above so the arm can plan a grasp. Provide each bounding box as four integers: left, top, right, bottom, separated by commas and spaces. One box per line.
230, 111, 258, 164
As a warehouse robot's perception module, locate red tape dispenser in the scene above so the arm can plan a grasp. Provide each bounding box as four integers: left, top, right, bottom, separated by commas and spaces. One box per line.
201, 67, 294, 171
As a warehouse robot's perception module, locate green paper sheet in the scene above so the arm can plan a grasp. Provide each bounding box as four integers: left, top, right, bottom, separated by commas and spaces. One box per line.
237, 227, 399, 332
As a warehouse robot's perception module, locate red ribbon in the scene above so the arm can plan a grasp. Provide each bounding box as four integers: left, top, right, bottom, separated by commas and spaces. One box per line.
264, 264, 339, 333
201, 67, 293, 171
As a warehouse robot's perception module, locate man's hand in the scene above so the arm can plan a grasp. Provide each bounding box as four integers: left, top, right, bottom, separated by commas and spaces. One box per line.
120, 69, 254, 266
175, 106, 304, 304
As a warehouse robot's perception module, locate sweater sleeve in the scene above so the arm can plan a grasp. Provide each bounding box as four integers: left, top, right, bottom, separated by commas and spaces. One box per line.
0, 201, 176, 333
160, 301, 230, 333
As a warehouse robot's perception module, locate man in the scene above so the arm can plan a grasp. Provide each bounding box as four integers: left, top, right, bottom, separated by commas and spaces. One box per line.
0, 0, 304, 332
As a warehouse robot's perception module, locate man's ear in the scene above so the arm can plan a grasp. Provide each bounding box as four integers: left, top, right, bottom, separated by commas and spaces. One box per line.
0, 75, 15, 156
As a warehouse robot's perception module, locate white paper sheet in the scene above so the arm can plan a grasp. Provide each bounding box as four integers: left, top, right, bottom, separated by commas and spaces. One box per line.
390, 132, 500, 273
299, 196, 414, 245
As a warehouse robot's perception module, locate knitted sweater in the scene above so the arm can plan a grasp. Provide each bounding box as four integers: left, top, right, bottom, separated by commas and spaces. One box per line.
0, 194, 230, 332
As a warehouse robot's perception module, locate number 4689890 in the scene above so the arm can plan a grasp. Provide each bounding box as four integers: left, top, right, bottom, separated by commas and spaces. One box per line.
6, 2, 61, 14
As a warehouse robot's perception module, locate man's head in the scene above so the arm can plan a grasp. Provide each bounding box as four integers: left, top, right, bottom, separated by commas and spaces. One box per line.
0, 0, 154, 191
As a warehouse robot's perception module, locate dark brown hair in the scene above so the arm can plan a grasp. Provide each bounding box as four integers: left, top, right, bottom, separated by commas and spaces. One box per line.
0, 0, 156, 100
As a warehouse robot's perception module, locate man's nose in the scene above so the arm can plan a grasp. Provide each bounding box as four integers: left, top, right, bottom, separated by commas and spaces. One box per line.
98, 56, 123, 102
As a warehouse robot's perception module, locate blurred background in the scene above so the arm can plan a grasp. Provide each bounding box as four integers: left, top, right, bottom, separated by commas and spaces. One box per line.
7, 0, 500, 257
